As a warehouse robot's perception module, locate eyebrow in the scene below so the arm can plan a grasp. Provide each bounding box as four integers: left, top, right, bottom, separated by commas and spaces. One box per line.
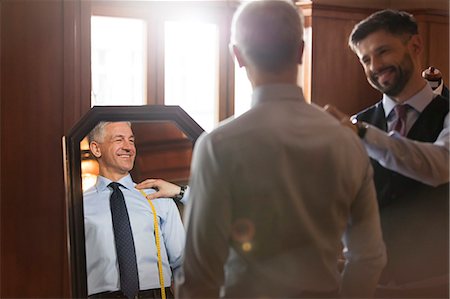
110, 134, 135, 139
359, 44, 390, 61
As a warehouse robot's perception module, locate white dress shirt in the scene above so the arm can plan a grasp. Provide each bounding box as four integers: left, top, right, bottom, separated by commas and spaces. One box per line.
361, 84, 449, 186
178, 84, 387, 298
84, 174, 185, 295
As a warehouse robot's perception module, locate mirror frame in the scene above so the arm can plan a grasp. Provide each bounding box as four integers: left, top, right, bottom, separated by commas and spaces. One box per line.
63, 105, 204, 297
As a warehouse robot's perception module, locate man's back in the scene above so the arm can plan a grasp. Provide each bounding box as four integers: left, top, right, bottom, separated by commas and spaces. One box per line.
180, 85, 386, 297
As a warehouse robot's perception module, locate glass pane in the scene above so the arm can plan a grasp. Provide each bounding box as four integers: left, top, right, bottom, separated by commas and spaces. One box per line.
91, 16, 147, 106
164, 21, 219, 132
234, 65, 252, 118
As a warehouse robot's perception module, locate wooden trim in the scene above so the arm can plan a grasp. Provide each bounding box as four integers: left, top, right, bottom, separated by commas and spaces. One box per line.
156, 17, 165, 105
218, 7, 235, 121
80, 0, 92, 115
406, 9, 449, 19
63, 0, 82, 134
413, 11, 449, 23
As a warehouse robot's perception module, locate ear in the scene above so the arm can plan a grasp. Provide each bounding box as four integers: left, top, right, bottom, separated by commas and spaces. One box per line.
90, 141, 102, 158
232, 45, 246, 68
297, 40, 305, 65
409, 34, 423, 56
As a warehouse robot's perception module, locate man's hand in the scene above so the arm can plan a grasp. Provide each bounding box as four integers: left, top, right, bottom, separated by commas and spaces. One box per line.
324, 104, 358, 134
135, 179, 181, 200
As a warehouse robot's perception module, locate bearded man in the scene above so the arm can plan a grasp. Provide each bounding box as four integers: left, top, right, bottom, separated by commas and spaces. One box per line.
326, 9, 449, 298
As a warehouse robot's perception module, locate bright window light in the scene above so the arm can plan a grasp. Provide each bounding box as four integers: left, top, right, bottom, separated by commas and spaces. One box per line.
164, 21, 219, 132
91, 16, 147, 106
234, 65, 252, 117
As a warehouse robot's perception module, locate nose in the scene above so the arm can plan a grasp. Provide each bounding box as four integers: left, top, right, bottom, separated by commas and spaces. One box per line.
369, 55, 383, 74
121, 140, 135, 151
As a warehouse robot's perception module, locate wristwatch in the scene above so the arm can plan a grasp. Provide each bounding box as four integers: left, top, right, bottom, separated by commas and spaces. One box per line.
352, 119, 368, 139
173, 185, 187, 202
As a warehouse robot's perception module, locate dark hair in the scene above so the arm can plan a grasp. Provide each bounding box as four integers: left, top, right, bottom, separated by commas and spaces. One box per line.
349, 9, 418, 51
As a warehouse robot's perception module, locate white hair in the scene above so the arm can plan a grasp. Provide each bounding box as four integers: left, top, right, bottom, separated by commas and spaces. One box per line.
231, 0, 304, 72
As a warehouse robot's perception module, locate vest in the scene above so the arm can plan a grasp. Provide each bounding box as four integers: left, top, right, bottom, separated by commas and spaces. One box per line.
357, 95, 449, 284
356, 95, 448, 207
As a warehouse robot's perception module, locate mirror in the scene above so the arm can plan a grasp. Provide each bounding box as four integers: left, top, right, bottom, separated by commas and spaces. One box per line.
63, 105, 204, 297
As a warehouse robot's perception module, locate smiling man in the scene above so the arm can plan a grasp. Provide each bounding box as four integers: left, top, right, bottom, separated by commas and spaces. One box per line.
326, 9, 449, 298
83, 121, 185, 299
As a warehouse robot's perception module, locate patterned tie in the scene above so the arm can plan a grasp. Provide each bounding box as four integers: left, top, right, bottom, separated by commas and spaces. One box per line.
393, 104, 408, 136
108, 182, 139, 299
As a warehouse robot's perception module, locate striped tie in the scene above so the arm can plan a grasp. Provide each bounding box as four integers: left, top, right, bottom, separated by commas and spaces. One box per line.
393, 104, 408, 136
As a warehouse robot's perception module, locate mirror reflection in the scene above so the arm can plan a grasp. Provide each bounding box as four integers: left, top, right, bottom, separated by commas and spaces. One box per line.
64, 105, 204, 298
80, 121, 193, 191
83, 121, 187, 298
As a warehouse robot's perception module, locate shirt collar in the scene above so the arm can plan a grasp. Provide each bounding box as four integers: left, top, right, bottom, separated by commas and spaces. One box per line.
434, 81, 444, 96
95, 174, 135, 192
382, 83, 435, 118
251, 84, 304, 107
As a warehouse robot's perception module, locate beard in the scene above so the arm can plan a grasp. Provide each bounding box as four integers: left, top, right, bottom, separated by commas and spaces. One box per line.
368, 52, 414, 97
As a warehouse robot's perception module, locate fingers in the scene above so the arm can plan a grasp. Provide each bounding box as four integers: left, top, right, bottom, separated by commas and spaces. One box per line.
324, 104, 351, 123
324, 105, 350, 122
145, 192, 161, 201
324, 104, 358, 135
136, 178, 180, 199
135, 179, 158, 189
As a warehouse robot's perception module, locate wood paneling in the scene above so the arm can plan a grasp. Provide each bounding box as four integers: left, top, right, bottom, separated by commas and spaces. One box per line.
304, 5, 382, 115
300, 3, 449, 115
1, 0, 69, 297
417, 15, 449, 85
0, 0, 447, 297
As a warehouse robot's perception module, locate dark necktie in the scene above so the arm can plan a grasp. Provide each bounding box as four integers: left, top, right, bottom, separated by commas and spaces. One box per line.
108, 182, 140, 299
393, 104, 408, 136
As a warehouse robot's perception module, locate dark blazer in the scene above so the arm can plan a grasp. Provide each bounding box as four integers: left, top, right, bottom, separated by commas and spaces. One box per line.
356, 95, 449, 288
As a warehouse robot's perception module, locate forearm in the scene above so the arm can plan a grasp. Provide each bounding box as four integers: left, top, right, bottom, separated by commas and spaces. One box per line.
341, 164, 387, 297
363, 126, 449, 186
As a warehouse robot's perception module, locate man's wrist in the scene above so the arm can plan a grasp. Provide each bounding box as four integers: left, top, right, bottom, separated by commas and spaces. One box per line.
172, 185, 187, 201
352, 119, 368, 139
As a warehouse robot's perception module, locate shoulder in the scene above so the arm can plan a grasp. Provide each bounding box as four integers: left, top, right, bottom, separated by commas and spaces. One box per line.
83, 186, 98, 201
356, 101, 382, 119
431, 94, 449, 107
150, 196, 178, 210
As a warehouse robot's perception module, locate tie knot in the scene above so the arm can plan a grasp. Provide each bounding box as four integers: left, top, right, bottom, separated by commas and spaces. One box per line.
394, 104, 408, 118
108, 182, 123, 191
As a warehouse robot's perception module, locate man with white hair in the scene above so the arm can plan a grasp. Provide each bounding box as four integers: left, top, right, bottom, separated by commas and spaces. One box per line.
84, 121, 185, 299
177, 1, 386, 298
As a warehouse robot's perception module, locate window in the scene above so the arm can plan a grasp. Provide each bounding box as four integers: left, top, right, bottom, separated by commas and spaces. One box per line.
91, 16, 147, 106
164, 20, 219, 132
89, 2, 234, 132
234, 64, 252, 117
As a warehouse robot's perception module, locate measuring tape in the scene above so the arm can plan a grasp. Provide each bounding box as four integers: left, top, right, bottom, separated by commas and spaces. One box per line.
138, 189, 166, 299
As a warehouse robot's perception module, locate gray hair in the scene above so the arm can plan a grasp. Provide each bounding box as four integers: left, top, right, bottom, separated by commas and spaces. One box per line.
231, 0, 304, 72
88, 121, 131, 144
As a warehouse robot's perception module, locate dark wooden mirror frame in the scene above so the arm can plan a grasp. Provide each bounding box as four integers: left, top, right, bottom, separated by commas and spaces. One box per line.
63, 105, 204, 297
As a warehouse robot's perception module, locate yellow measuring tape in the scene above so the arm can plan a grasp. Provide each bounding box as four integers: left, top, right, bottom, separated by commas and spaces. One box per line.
138, 189, 166, 299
